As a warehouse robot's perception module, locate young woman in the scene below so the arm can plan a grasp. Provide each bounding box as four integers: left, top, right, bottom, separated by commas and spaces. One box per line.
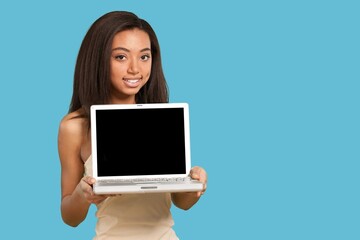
58, 11, 207, 239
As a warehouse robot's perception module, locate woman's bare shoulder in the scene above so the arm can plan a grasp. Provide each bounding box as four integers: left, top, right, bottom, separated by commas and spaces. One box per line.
58, 110, 87, 138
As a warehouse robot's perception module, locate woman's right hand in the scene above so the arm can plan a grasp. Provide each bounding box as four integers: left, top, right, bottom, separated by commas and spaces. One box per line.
79, 176, 112, 204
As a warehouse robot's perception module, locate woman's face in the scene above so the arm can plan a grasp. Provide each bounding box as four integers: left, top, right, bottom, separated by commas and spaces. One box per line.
109, 28, 152, 104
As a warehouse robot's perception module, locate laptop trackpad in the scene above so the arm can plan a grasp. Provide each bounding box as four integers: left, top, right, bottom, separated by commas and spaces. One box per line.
139, 185, 158, 190
137, 182, 158, 188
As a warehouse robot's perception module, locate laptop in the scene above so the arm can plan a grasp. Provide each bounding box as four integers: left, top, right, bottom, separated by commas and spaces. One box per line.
90, 102, 204, 194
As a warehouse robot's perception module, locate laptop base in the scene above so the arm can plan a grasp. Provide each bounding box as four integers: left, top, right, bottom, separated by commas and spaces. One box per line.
93, 180, 204, 195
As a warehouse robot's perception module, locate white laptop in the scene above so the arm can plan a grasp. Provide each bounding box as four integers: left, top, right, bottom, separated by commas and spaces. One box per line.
90, 102, 204, 194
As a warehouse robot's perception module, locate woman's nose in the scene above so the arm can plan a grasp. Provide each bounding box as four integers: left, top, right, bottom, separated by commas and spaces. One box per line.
128, 58, 139, 74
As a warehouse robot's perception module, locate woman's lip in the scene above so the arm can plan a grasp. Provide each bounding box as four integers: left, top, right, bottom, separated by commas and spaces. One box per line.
123, 78, 142, 88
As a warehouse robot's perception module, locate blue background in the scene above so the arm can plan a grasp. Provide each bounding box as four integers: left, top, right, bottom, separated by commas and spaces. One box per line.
1, 0, 359, 239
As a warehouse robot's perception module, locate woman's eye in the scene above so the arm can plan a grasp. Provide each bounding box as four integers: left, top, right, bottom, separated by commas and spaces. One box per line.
114, 55, 126, 61
141, 55, 151, 61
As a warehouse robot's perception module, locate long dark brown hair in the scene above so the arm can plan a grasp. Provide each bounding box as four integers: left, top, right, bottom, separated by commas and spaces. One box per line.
69, 11, 169, 119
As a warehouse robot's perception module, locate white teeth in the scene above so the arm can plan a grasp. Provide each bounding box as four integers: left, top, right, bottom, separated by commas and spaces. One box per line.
125, 79, 140, 83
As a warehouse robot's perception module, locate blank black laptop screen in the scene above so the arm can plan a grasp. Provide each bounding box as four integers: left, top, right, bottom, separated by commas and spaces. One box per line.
95, 108, 187, 177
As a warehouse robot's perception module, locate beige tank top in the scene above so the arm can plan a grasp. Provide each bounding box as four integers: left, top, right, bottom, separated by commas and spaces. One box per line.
84, 156, 179, 240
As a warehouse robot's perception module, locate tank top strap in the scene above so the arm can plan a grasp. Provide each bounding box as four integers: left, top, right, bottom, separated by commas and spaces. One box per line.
84, 155, 92, 177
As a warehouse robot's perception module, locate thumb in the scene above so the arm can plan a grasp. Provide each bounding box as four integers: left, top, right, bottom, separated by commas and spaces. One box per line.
82, 176, 96, 185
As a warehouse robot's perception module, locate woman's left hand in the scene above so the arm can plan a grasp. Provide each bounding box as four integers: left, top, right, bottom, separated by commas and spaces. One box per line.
190, 166, 207, 197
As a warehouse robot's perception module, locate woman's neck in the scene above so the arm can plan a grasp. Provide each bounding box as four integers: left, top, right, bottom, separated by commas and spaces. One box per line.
110, 96, 136, 104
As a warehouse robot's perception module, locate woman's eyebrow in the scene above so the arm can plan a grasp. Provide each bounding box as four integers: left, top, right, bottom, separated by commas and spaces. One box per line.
112, 47, 151, 52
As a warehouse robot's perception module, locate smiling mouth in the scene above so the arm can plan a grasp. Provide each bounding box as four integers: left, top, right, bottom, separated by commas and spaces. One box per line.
124, 78, 140, 83
123, 77, 142, 87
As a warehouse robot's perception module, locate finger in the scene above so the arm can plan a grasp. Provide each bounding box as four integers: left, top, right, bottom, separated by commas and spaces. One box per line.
191, 168, 207, 184
82, 176, 96, 185
197, 189, 206, 197
106, 194, 120, 197
80, 177, 97, 198
202, 183, 207, 194
199, 170, 208, 183
190, 166, 201, 174
190, 167, 201, 179
91, 195, 112, 204
199, 175, 207, 196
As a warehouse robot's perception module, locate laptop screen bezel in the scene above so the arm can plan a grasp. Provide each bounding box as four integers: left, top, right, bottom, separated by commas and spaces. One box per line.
90, 103, 192, 180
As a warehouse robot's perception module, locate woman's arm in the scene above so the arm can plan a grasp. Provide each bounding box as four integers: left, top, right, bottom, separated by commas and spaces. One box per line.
171, 166, 207, 210
58, 115, 90, 227
58, 115, 107, 227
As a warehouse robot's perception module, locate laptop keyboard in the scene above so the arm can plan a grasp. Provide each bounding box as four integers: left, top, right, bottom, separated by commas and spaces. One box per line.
97, 177, 192, 185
